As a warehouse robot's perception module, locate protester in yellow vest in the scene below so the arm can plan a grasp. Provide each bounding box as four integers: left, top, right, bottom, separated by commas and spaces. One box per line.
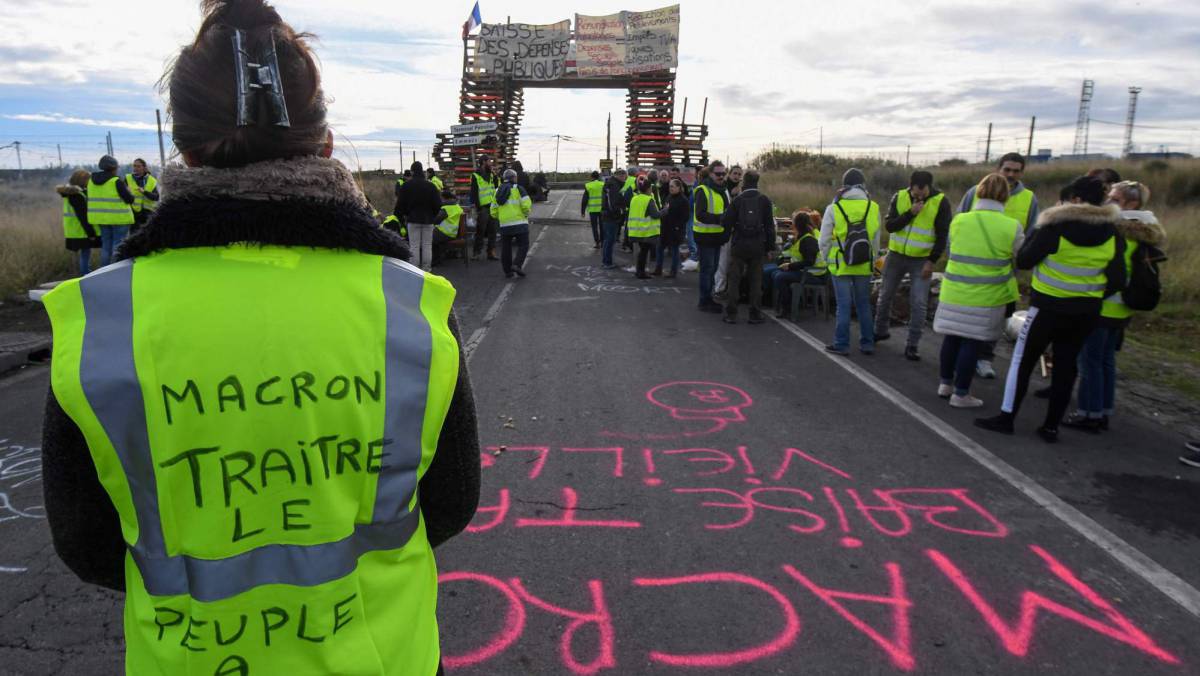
431, 190, 465, 267
426, 167, 444, 192
959, 152, 1040, 379
56, 169, 101, 275
627, 180, 662, 279
932, 174, 1024, 409
471, 157, 500, 260
490, 169, 532, 278
39, 4, 479, 675
976, 175, 1125, 443
87, 154, 137, 267
765, 209, 823, 317
818, 168, 883, 355
581, 171, 605, 249
875, 170, 951, 361
126, 158, 161, 231
1066, 180, 1166, 433
693, 161, 731, 312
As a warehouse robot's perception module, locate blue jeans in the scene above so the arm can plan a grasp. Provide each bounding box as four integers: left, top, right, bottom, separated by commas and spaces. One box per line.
601, 219, 621, 266
771, 268, 808, 307
939, 335, 981, 395
78, 249, 93, 276
655, 240, 680, 273
100, 225, 129, 267
831, 274, 875, 351
1077, 326, 1120, 417
696, 244, 721, 306
686, 218, 697, 257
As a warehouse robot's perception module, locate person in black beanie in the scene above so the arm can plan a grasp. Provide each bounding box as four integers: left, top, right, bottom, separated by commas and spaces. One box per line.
394, 160, 443, 270
975, 175, 1126, 443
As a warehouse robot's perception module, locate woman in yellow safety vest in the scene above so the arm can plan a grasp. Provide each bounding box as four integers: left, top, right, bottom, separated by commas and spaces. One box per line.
1065, 180, 1166, 432
975, 175, 1126, 443
55, 169, 101, 275
932, 174, 1024, 409
39, 2, 479, 674
628, 178, 663, 279
765, 208, 824, 316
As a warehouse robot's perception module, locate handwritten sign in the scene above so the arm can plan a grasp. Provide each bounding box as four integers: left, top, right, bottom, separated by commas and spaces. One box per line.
476, 21, 571, 81
575, 5, 680, 77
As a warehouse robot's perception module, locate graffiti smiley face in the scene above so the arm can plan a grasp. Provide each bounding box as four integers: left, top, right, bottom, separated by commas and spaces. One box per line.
646, 382, 754, 430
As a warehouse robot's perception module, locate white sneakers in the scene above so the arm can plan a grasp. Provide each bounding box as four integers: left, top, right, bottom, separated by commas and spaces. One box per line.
975, 360, 996, 379
937, 384, 953, 398
681, 259, 699, 272
950, 394, 984, 409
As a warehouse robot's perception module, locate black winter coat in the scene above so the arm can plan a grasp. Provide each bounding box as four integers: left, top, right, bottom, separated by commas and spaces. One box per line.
41, 157, 481, 591
660, 193, 689, 247
601, 177, 629, 221
1017, 202, 1127, 315
394, 175, 443, 224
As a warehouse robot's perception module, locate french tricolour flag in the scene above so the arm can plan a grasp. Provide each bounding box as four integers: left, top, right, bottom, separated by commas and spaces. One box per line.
462, 2, 482, 39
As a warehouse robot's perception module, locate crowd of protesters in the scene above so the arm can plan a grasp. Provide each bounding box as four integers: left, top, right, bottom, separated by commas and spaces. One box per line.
556, 153, 1188, 461
54, 149, 1190, 463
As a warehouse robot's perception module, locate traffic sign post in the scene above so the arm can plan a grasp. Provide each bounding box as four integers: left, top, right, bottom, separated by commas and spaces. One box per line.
450, 121, 498, 135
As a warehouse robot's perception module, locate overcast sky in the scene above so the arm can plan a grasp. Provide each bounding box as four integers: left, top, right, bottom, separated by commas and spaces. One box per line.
2, 0, 1198, 172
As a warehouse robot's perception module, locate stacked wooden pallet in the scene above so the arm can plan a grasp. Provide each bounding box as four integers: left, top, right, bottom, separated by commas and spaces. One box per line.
625, 73, 676, 167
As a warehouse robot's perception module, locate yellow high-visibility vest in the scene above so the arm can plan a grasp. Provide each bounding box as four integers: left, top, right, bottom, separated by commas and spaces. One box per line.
86, 176, 134, 227
890, 191, 943, 257
125, 173, 158, 213
939, 210, 1021, 307
627, 194, 661, 238
44, 246, 459, 675
1032, 236, 1116, 299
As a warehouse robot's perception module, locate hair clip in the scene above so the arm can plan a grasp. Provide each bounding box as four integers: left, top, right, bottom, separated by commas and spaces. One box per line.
233, 28, 291, 128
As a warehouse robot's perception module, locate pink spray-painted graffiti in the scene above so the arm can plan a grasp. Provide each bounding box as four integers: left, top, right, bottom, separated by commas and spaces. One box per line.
449, 383, 1184, 673
440, 546, 1179, 673
601, 381, 753, 441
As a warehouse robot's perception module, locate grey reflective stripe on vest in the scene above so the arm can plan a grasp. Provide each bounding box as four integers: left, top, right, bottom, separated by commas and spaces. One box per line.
895, 239, 933, 250
376, 259, 430, 522
944, 272, 1012, 285
88, 196, 131, 214
79, 261, 169, 563
79, 256, 430, 602
1034, 267, 1105, 292
949, 252, 1009, 267
1106, 292, 1125, 305
902, 225, 933, 237
1041, 258, 1103, 277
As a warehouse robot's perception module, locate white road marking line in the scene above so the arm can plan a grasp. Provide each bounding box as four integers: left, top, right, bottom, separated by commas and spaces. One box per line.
464, 221, 555, 364
769, 314, 1200, 620
551, 191, 568, 219
527, 221, 550, 257
463, 282, 514, 364
0, 566, 27, 574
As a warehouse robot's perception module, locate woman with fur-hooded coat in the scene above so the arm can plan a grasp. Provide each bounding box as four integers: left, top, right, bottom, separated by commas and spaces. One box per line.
1066, 182, 1167, 431
55, 169, 101, 274
975, 175, 1126, 442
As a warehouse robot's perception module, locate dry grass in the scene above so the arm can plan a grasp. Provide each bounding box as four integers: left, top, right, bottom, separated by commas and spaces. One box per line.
0, 183, 79, 299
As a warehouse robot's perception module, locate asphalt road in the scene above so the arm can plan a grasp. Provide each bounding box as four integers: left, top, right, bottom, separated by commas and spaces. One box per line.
2, 190, 1200, 675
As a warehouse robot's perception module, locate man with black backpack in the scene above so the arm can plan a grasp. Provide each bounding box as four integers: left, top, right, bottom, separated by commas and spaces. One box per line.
819, 169, 883, 355
720, 170, 776, 324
